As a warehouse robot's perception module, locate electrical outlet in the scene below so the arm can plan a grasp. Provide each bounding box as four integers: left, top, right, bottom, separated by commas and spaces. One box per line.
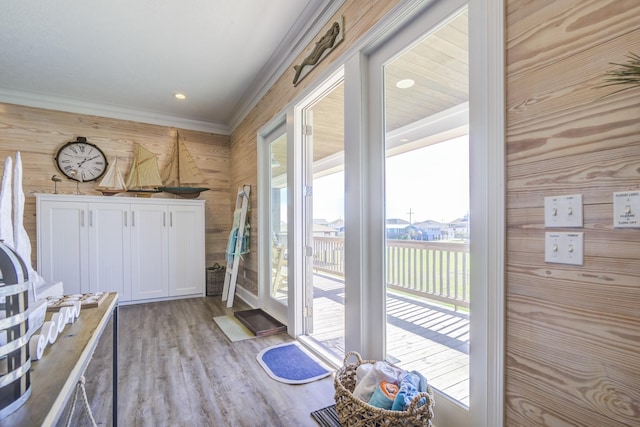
544, 194, 583, 227
545, 232, 584, 265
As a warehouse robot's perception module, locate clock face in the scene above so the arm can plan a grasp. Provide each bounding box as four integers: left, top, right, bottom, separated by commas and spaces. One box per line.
55, 138, 108, 182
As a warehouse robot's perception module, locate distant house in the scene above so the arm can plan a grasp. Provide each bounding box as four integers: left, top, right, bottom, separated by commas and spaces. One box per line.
413, 219, 447, 241
312, 218, 340, 237
386, 218, 410, 239
448, 215, 469, 240
329, 218, 344, 234
313, 223, 338, 237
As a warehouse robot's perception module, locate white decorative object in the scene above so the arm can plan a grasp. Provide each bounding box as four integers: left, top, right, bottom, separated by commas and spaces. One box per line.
0, 156, 14, 248
12, 152, 45, 289
0, 240, 32, 419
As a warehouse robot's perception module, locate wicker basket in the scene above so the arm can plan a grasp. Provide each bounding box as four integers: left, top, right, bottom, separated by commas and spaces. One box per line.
334, 351, 434, 427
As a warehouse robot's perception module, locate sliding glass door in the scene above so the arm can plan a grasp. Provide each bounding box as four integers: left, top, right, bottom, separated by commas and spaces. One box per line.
366, 1, 472, 425
299, 76, 346, 360
383, 9, 470, 405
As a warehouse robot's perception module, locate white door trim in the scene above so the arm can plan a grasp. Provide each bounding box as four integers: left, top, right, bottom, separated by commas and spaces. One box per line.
469, 0, 505, 426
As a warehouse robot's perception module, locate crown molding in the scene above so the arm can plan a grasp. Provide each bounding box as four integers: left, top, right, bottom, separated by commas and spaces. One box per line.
227, 0, 345, 132
0, 87, 231, 135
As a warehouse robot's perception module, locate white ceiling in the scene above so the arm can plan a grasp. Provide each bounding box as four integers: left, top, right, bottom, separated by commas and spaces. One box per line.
0, 0, 341, 134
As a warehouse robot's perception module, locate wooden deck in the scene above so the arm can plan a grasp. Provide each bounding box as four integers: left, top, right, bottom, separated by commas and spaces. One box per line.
310, 273, 470, 406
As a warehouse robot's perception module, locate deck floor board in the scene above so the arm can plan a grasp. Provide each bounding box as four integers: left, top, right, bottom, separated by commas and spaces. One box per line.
311, 273, 470, 405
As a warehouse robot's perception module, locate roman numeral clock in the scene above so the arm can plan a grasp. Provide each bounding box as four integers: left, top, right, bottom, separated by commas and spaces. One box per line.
55, 136, 108, 182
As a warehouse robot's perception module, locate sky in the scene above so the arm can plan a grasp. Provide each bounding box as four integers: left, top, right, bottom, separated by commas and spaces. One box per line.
312, 135, 469, 224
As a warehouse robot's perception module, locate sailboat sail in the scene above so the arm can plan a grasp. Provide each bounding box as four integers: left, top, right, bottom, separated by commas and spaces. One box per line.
161, 135, 204, 186
126, 145, 163, 190
96, 156, 127, 194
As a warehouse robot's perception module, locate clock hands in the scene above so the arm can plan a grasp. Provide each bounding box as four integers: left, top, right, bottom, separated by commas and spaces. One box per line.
77, 155, 100, 167
76, 155, 101, 168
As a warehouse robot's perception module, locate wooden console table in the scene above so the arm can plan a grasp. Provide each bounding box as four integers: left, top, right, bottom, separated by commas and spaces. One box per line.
0, 292, 118, 427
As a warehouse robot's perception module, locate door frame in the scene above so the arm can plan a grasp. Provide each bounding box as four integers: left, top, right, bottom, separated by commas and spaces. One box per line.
294, 68, 345, 338
355, 0, 504, 425
363, 2, 472, 425
257, 116, 290, 325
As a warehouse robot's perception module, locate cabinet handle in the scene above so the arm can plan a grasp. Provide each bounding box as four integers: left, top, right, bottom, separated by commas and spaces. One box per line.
132, 211, 135, 227
170, 212, 173, 227
124, 211, 128, 227
89, 210, 93, 227
163, 212, 166, 227
81, 210, 85, 227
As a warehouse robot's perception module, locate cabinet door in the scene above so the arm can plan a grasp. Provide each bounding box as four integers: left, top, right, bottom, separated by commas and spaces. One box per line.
38, 201, 88, 295
168, 205, 205, 296
87, 203, 131, 301
130, 204, 168, 300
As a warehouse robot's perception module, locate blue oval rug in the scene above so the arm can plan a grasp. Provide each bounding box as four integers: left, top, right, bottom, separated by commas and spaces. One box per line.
257, 342, 332, 384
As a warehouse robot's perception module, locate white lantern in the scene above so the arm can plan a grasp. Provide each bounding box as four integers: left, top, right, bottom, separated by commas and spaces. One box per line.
0, 240, 31, 419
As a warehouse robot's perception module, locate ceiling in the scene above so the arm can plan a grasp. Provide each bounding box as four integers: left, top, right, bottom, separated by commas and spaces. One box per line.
0, 0, 339, 134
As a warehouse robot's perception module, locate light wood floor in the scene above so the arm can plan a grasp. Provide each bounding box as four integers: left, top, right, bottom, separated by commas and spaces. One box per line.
58, 297, 335, 427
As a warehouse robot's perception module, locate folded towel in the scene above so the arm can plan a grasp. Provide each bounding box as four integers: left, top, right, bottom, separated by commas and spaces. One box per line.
353, 361, 406, 402
412, 370, 428, 392
391, 372, 427, 411
368, 381, 399, 409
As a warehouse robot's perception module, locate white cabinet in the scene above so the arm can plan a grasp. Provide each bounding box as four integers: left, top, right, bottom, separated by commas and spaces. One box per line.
167, 205, 205, 297
130, 203, 168, 300
88, 201, 131, 300
37, 194, 205, 303
37, 200, 89, 295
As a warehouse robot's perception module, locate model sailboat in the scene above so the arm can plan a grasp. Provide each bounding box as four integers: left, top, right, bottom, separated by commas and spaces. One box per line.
159, 132, 209, 198
125, 145, 163, 196
96, 156, 127, 196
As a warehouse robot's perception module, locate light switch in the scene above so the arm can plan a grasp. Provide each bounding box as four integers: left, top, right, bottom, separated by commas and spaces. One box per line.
544, 194, 583, 227
613, 191, 640, 228
545, 232, 584, 265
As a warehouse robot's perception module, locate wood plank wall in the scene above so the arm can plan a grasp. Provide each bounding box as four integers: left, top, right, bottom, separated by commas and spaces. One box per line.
229, 0, 401, 294
0, 103, 232, 270
506, 1, 640, 426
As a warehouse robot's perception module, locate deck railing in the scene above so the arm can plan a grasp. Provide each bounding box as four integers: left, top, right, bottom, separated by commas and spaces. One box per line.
313, 236, 470, 310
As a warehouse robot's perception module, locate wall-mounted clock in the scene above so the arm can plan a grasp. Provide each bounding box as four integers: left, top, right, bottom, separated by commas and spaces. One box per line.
55, 137, 108, 182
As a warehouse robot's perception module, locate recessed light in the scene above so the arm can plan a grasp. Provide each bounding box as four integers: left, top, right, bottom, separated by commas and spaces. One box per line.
400, 138, 410, 142
174, 93, 187, 100
396, 79, 415, 89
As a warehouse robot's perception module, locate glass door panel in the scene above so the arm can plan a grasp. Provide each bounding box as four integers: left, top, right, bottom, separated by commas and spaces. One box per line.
302, 80, 346, 360
270, 132, 288, 303
383, 9, 470, 406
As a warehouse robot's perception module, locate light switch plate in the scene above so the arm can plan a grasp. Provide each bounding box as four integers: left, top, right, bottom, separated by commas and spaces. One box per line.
545, 232, 584, 265
544, 194, 583, 227
613, 191, 640, 228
